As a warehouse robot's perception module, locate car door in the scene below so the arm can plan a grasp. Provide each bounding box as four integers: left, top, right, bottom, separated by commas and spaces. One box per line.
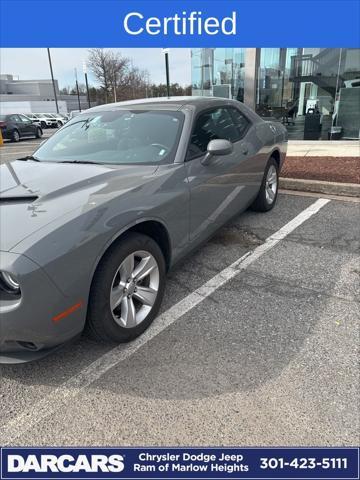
185, 106, 256, 245
7, 115, 24, 136
17, 114, 35, 136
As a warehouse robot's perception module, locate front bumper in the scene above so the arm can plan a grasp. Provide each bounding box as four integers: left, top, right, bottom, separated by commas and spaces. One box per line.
0, 251, 85, 361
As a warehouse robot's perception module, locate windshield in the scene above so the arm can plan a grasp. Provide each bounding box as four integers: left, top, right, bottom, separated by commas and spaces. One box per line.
33, 109, 185, 165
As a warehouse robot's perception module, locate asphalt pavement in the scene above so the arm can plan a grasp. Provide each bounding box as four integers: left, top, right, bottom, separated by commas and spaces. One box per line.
0, 129, 56, 164
0, 185, 359, 446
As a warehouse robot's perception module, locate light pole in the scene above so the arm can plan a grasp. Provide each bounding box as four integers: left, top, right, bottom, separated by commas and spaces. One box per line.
162, 49, 170, 97
74, 68, 81, 112
47, 48, 59, 113
83, 61, 91, 109
113, 70, 117, 102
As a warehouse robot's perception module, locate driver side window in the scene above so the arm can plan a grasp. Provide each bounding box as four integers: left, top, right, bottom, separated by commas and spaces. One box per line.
187, 107, 240, 160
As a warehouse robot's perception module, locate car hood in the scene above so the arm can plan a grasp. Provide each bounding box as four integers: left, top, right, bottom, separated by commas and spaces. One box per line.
0, 160, 158, 252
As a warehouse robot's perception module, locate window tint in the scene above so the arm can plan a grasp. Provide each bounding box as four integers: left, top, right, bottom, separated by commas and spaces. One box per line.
8, 115, 20, 122
230, 108, 250, 138
18, 114, 30, 122
187, 108, 240, 160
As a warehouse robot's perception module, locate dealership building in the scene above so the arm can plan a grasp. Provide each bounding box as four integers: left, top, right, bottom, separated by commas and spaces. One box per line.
0, 74, 89, 114
191, 48, 360, 140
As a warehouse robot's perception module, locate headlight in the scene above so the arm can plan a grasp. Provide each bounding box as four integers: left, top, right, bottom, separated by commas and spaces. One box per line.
0, 271, 20, 294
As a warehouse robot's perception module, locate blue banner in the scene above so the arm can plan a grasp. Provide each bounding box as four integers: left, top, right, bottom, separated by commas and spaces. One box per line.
1, 447, 359, 479
0, 0, 359, 47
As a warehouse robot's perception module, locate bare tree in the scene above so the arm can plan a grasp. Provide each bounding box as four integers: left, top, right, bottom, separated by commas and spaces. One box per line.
150, 83, 191, 97
87, 49, 110, 102
59, 86, 70, 95
119, 66, 149, 100
86, 48, 189, 104
87, 48, 130, 103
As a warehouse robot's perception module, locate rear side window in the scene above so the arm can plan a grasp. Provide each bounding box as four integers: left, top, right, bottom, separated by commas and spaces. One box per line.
187, 107, 242, 160
8, 115, 20, 122
229, 108, 250, 138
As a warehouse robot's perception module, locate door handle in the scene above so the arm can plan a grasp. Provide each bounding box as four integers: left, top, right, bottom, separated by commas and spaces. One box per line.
241, 146, 248, 155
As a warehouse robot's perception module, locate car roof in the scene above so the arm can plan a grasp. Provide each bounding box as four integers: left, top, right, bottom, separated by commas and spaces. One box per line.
87, 96, 244, 113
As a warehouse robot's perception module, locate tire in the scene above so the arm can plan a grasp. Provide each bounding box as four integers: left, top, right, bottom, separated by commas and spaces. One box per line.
35, 127, 42, 138
11, 129, 20, 142
86, 232, 166, 343
250, 157, 279, 212
41, 121, 47, 129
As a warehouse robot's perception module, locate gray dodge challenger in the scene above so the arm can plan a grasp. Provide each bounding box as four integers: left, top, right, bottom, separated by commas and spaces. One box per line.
0, 97, 287, 363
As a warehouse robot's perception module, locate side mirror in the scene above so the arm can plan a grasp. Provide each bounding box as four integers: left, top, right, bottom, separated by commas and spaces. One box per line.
201, 139, 233, 166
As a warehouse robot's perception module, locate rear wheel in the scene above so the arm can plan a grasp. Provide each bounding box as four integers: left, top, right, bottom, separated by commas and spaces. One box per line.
86, 232, 166, 343
11, 129, 20, 142
251, 157, 279, 212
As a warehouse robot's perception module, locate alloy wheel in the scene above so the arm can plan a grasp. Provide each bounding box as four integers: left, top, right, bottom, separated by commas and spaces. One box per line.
265, 164, 278, 204
110, 250, 160, 328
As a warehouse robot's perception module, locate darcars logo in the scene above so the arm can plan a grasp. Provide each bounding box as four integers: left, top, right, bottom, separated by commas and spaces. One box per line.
7, 453, 125, 474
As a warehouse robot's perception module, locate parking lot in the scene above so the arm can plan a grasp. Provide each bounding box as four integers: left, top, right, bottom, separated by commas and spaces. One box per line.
0, 129, 56, 164
0, 134, 359, 447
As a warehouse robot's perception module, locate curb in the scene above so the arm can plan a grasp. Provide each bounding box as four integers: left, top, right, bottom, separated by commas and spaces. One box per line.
279, 177, 360, 198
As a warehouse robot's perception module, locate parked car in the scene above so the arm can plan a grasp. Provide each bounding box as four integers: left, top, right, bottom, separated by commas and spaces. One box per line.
69, 110, 82, 119
0, 113, 43, 142
32, 113, 58, 129
47, 113, 68, 127
23, 113, 42, 127
0, 97, 287, 363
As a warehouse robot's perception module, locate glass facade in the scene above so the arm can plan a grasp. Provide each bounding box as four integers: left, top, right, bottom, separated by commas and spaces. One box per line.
192, 48, 246, 101
191, 48, 360, 140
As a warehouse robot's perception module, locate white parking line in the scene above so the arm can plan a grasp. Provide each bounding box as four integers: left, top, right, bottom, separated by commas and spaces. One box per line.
1, 138, 52, 146
1, 139, 51, 147
2, 143, 41, 146
0, 198, 330, 445
0, 151, 37, 156
0, 144, 37, 155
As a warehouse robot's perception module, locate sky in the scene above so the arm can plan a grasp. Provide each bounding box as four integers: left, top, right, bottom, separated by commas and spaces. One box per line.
0, 48, 192, 88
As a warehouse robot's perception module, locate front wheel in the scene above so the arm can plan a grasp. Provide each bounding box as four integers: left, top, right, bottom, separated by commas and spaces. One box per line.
35, 127, 42, 138
250, 157, 279, 212
11, 129, 20, 142
86, 232, 166, 343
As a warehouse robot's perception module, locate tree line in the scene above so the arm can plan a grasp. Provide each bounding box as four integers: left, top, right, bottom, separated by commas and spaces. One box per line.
59, 48, 191, 104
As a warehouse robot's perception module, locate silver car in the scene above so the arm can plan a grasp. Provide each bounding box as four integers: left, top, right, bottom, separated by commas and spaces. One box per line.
0, 97, 287, 363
